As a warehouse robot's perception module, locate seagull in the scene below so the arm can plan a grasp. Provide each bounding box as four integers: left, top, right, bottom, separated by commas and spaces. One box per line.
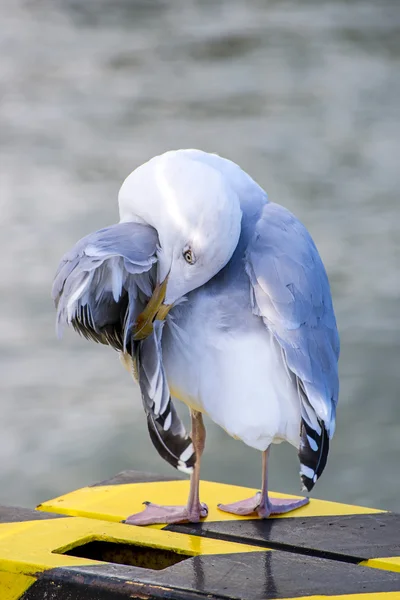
52, 149, 339, 525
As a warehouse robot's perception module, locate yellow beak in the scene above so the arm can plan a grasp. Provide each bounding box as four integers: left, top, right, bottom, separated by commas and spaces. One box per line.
133, 276, 172, 341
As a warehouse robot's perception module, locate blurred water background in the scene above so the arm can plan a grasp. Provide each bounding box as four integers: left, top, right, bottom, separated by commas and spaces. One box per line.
1, 0, 399, 511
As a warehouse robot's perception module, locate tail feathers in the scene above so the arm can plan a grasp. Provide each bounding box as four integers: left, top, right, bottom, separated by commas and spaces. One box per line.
147, 400, 196, 475
299, 417, 329, 492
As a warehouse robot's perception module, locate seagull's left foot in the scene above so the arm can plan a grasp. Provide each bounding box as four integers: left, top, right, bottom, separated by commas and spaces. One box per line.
124, 501, 208, 526
218, 493, 309, 518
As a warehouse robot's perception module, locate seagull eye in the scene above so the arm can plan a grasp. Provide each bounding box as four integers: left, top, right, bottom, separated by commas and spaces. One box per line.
183, 249, 195, 264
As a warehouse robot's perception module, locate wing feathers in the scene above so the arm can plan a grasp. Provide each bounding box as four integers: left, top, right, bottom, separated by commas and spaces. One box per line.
245, 202, 339, 490
135, 322, 196, 473
53, 222, 195, 473
52, 222, 158, 349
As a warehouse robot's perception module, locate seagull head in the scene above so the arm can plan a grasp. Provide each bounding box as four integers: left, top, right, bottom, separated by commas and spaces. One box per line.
118, 150, 242, 338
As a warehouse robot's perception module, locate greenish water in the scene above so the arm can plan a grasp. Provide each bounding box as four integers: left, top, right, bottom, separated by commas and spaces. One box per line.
0, 0, 399, 511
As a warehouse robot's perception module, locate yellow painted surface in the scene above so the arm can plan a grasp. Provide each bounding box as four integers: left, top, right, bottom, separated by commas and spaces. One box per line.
37, 479, 384, 525
362, 556, 400, 573
0, 515, 265, 599
0, 510, 263, 600
0, 571, 36, 600
0, 515, 264, 575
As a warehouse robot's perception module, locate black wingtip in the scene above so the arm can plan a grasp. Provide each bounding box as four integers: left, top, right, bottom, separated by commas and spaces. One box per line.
299, 417, 329, 492
147, 411, 196, 473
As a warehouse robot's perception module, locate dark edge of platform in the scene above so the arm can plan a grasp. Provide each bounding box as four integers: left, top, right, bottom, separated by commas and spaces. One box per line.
20, 565, 211, 600
166, 522, 364, 564
90, 470, 182, 487
0, 505, 67, 523
20, 553, 400, 600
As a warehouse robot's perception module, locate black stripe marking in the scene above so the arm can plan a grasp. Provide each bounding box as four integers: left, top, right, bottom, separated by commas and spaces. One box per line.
299, 417, 329, 492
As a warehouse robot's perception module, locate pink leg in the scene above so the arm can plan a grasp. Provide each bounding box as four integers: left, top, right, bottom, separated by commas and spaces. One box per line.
218, 447, 309, 518
125, 410, 208, 525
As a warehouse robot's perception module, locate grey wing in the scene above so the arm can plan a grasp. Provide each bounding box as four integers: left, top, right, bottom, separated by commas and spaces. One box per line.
52, 221, 158, 352
133, 320, 195, 474
53, 221, 194, 473
245, 202, 340, 491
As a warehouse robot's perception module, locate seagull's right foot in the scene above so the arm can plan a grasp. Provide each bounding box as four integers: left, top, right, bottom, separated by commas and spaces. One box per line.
218, 493, 309, 518
124, 501, 208, 526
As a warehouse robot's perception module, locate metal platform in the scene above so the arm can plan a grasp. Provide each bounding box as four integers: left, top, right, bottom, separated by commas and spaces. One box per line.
1, 471, 399, 599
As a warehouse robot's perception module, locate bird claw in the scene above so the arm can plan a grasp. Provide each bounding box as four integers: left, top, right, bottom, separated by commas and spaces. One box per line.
218, 493, 309, 518
218, 492, 262, 516
124, 501, 208, 526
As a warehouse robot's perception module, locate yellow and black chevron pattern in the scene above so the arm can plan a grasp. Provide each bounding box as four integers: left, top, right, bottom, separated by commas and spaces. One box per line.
0, 471, 399, 599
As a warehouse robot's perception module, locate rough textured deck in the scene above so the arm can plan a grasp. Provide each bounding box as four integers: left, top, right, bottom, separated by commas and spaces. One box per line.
1, 471, 399, 599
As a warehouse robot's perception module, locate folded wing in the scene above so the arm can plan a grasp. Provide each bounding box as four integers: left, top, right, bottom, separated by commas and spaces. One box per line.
245, 203, 340, 491
133, 321, 196, 474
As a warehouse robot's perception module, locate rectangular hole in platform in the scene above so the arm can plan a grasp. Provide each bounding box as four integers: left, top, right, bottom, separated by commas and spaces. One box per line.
59, 540, 190, 570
